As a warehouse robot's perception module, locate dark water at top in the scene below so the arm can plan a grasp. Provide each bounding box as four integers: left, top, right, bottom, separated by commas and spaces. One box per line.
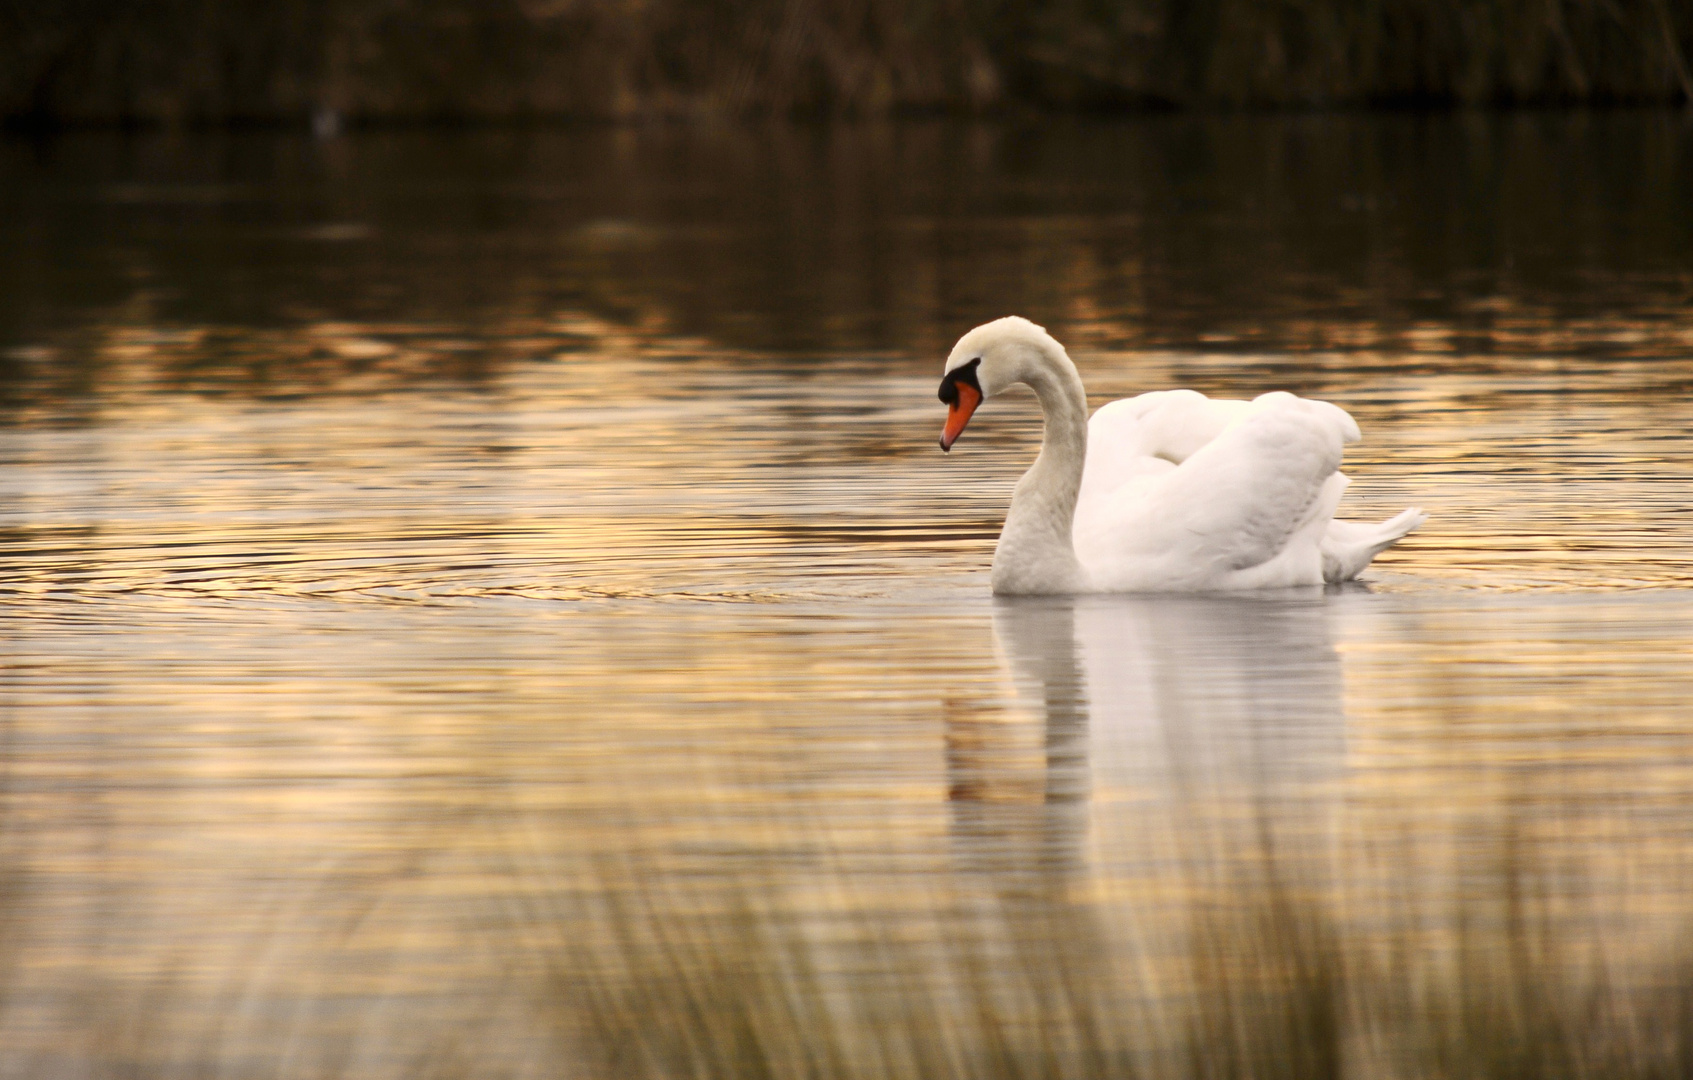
6, 113, 1692, 364
2, 114, 1693, 1078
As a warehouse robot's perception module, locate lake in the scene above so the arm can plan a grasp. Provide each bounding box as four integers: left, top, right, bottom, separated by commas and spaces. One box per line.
2, 113, 1693, 1078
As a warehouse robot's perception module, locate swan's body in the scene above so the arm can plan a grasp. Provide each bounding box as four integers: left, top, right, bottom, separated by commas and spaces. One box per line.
937, 317, 1425, 594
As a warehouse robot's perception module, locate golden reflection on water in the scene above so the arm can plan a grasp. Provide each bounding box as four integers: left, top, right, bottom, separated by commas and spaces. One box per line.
3, 116, 1693, 1076
2, 330, 1693, 1075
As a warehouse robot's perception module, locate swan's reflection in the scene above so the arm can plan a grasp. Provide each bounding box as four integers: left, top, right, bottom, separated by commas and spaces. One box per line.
1073, 591, 1347, 800
955, 591, 1349, 882
946, 597, 1091, 883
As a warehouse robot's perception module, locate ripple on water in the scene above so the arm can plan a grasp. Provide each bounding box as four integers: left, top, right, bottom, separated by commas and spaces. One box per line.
5, 348, 1691, 617
4, 114, 1693, 1076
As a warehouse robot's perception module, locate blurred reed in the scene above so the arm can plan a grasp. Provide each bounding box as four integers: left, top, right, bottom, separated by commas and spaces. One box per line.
515, 839, 1693, 1080
4, 0, 1690, 126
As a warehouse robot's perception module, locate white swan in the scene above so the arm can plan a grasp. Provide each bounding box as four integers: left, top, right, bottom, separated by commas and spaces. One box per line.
937, 317, 1425, 594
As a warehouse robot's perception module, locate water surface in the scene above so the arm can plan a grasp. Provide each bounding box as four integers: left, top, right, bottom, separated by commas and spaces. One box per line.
3, 114, 1693, 1078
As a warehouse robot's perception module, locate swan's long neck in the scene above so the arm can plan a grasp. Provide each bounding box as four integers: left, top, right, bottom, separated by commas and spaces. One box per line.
991, 351, 1090, 594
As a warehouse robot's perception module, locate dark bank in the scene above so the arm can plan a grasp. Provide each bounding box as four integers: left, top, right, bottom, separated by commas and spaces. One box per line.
6, 0, 1693, 127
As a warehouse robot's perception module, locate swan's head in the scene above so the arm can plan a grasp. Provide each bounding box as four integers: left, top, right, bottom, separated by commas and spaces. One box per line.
938, 316, 1066, 451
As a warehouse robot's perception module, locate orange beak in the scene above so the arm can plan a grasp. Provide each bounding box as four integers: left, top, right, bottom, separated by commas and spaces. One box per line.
939, 382, 981, 452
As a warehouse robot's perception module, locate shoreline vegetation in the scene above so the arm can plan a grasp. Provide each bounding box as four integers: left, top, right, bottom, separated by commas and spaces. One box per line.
5, 0, 1692, 128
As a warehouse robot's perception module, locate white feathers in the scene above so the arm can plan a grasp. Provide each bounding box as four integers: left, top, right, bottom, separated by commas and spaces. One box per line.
1073, 390, 1422, 591
946, 320, 1424, 594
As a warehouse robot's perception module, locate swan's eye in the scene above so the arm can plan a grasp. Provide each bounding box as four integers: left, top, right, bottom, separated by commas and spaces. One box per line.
938, 358, 982, 405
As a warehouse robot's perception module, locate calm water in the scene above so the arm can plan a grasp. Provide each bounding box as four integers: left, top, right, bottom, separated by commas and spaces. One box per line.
3, 114, 1693, 1078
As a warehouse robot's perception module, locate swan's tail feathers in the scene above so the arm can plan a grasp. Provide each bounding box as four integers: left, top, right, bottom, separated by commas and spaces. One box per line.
1321, 507, 1428, 583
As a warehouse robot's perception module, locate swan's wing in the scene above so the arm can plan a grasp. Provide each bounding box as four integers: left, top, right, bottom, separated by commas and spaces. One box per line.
1087, 389, 1246, 467
1077, 398, 1350, 588
1079, 390, 1240, 516
1079, 389, 1358, 530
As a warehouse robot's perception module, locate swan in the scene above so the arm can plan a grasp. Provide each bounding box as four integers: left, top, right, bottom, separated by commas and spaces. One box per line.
937, 317, 1425, 594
